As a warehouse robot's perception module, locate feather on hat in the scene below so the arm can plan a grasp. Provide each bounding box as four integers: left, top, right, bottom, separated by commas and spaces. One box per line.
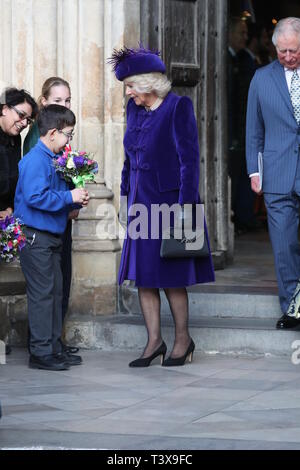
108, 45, 166, 81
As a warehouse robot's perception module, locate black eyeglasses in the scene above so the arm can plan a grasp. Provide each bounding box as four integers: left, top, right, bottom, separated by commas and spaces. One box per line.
58, 130, 74, 140
10, 105, 34, 125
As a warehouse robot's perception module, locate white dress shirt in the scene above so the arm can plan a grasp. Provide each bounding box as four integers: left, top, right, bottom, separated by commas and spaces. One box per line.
228, 46, 237, 58
285, 66, 300, 92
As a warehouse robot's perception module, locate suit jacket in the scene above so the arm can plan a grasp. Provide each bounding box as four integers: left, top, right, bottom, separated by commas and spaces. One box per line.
246, 59, 300, 194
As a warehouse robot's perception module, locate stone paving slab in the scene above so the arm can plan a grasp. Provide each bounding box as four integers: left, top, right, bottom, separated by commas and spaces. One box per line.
1, 348, 300, 450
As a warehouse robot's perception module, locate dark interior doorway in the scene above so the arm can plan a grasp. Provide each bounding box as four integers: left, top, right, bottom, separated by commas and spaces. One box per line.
228, 0, 300, 239
230, 0, 300, 25
251, 1, 300, 25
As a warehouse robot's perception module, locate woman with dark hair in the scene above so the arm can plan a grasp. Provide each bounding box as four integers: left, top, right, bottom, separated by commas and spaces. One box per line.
0, 87, 37, 354
0, 88, 37, 219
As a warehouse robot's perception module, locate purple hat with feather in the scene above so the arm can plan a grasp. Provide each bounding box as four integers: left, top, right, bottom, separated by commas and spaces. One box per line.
108, 46, 166, 81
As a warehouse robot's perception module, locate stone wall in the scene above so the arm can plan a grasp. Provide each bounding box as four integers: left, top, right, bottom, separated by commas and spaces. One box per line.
0, 263, 27, 346
0, 0, 141, 343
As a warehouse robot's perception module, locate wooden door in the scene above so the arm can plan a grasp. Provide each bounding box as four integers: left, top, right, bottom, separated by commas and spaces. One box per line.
141, 0, 232, 262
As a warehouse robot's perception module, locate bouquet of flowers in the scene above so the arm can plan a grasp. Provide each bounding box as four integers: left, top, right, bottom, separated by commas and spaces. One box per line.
53, 144, 98, 188
0, 216, 26, 263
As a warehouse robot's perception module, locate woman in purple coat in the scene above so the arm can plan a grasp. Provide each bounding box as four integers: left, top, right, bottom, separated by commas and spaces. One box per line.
109, 47, 215, 367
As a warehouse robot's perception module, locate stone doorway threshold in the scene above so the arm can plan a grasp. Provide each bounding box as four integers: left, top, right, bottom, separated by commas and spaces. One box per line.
205, 230, 277, 295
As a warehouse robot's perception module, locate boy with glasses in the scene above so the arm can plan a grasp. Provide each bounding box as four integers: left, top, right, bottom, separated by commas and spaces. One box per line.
14, 104, 89, 370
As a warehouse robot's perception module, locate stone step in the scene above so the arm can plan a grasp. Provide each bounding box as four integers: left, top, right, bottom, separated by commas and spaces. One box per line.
65, 314, 300, 357
0, 281, 26, 296
0, 262, 26, 295
119, 285, 281, 319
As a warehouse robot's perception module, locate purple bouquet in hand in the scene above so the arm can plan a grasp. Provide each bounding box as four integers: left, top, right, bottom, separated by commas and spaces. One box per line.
0, 216, 26, 262
53, 144, 98, 188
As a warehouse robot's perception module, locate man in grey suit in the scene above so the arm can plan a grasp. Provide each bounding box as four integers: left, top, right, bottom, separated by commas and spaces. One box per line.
246, 17, 300, 329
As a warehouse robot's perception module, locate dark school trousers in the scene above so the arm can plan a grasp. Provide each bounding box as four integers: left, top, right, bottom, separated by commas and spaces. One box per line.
20, 227, 63, 357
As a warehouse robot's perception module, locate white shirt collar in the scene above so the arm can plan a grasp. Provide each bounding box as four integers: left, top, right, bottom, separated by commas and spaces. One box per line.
284, 66, 300, 73
145, 97, 163, 112
245, 48, 256, 61
284, 67, 300, 92
228, 46, 236, 57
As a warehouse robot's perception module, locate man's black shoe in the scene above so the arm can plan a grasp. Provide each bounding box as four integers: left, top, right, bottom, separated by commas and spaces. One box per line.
55, 352, 82, 366
29, 354, 70, 371
276, 314, 300, 329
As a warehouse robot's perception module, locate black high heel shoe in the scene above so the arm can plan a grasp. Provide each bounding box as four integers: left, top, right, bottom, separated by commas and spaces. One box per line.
162, 339, 195, 367
129, 341, 167, 368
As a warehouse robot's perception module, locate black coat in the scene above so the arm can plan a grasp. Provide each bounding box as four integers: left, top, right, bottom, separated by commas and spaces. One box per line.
227, 50, 243, 150
0, 127, 21, 211
237, 49, 260, 146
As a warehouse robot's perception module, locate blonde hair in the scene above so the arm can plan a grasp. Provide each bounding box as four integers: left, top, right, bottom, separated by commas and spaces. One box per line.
38, 76, 70, 108
124, 72, 171, 98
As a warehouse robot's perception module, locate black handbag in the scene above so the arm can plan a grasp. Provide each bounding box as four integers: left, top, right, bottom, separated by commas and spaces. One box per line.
160, 227, 209, 258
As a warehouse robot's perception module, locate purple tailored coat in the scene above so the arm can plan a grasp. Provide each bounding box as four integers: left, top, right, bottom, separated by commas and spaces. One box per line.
118, 91, 215, 287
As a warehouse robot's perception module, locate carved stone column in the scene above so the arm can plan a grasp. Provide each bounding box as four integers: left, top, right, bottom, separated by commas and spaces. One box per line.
67, 0, 141, 326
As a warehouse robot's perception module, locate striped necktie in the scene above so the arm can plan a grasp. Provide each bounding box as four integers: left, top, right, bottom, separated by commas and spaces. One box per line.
290, 69, 300, 125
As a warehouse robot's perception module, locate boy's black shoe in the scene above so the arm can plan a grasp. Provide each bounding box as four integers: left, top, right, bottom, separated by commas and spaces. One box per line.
29, 354, 70, 371
55, 352, 82, 366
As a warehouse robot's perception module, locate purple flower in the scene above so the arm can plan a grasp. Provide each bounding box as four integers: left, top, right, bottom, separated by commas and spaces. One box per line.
0, 216, 13, 230
57, 157, 67, 167
73, 156, 85, 168
0, 220, 7, 230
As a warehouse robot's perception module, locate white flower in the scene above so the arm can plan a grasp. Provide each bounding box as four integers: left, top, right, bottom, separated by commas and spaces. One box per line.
66, 157, 76, 169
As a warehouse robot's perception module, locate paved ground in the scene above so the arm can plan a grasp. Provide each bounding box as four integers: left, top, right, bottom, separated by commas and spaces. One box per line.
1, 348, 300, 450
